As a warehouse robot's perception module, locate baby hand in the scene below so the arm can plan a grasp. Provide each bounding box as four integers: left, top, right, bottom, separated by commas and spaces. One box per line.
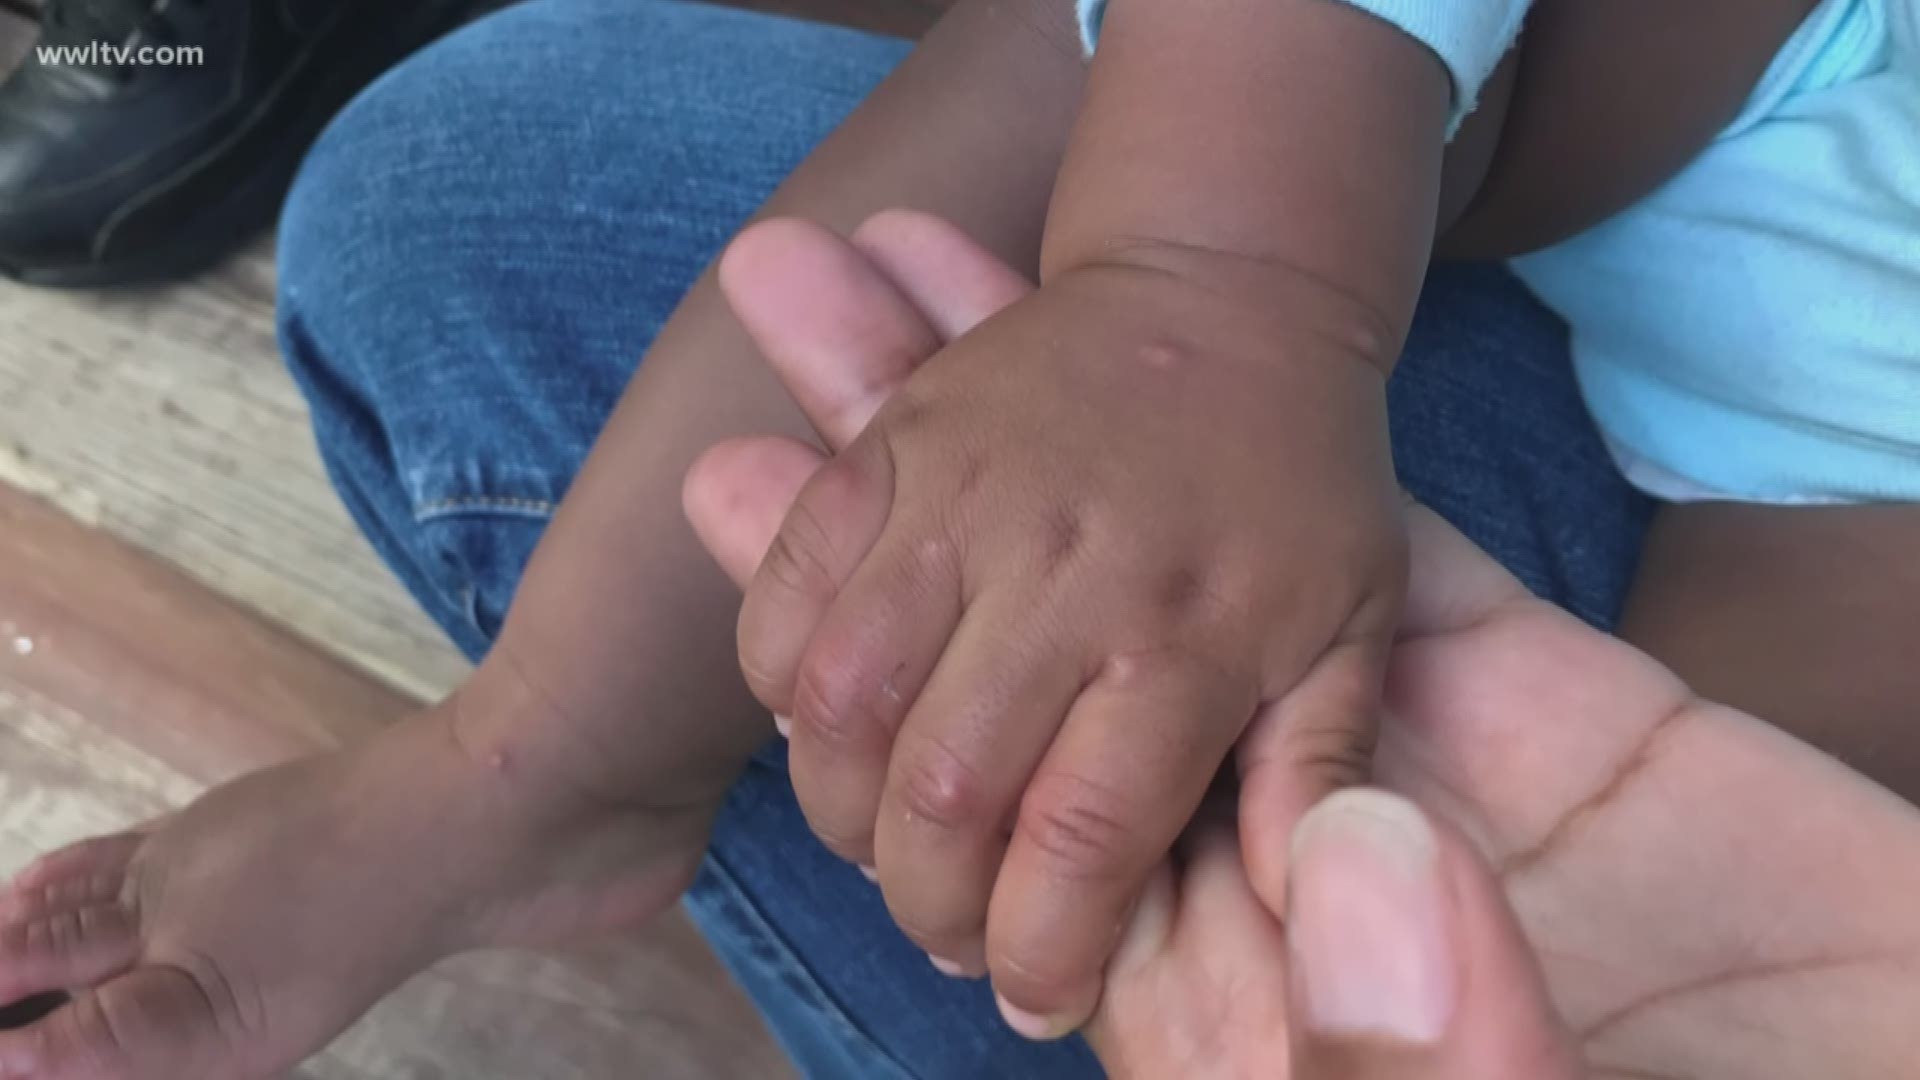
712, 212, 1408, 1038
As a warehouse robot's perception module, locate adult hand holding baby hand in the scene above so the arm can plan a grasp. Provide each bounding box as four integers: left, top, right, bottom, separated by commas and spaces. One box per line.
691, 212, 1579, 1077
712, 208, 1408, 1037
690, 209, 1920, 1078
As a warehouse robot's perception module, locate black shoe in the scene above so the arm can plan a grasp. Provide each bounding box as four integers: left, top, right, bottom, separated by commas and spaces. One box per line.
0, 0, 477, 287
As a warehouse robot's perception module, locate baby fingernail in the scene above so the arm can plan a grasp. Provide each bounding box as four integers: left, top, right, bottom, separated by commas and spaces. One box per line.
928, 954, 967, 978
996, 995, 1072, 1041
1289, 789, 1455, 1045
773, 714, 793, 738
859, 864, 879, 883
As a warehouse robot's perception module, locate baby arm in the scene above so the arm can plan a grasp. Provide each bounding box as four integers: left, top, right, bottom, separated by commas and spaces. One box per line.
448, 0, 1092, 809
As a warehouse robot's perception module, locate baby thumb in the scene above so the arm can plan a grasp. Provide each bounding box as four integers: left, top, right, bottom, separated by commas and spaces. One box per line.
1287, 789, 1582, 1080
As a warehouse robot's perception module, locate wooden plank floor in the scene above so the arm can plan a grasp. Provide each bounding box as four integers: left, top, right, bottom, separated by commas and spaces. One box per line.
0, 484, 794, 1079
0, 243, 474, 703
1, 9, 465, 705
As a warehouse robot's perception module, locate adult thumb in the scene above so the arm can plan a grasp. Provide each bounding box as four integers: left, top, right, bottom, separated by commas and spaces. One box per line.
1287, 789, 1583, 1079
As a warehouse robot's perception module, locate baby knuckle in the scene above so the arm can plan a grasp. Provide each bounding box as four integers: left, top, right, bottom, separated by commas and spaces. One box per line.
1132, 337, 1196, 374
1017, 773, 1138, 879
885, 528, 959, 603
896, 738, 991, 833
792, 664, 882, 752
1095, 647, 1189, 696
760, 506, 841, 601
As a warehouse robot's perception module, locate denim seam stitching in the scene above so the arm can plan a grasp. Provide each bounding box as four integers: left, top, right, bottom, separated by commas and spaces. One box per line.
412, 494, 559, 521
698, 854, 923, 1080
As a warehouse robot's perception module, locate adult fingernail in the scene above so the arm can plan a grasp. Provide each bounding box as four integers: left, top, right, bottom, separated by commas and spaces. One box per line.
1289, 789, 1454, 1045
995, 994, 1074, 1041
773, 714, 793, 738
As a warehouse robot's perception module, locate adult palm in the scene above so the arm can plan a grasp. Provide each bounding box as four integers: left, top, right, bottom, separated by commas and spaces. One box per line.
1095, 498, 1920, 1077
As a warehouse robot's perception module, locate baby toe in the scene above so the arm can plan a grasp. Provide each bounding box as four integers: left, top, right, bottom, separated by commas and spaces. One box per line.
4, 834, 144, 912
0, 904, 139, 1006
0, 968, 224, 1080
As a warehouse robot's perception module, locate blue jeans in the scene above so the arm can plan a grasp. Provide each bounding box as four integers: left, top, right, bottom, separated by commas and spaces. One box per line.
276, 0, 1653, 1075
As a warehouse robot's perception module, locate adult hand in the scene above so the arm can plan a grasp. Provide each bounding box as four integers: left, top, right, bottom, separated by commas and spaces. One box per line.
1094, 787, 1576, 1078
689, 210, 1920, 1078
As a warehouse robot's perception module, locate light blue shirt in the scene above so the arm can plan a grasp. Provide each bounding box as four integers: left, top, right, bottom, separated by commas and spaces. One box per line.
1075, 0, 1534, 131
1512, 0, 1920, 504
1081, 0, 1920, 504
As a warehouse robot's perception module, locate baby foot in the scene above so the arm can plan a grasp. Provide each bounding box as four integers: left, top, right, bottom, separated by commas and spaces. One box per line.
0, 707, 718, 1080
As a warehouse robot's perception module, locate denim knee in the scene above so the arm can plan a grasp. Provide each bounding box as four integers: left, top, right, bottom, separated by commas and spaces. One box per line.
272, 3, 656, 655
274, 0, 908, 657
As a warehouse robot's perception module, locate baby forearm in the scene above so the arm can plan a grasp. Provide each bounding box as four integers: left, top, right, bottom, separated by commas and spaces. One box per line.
452, 0, 1089, 805
1044, 0, 1476, 372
